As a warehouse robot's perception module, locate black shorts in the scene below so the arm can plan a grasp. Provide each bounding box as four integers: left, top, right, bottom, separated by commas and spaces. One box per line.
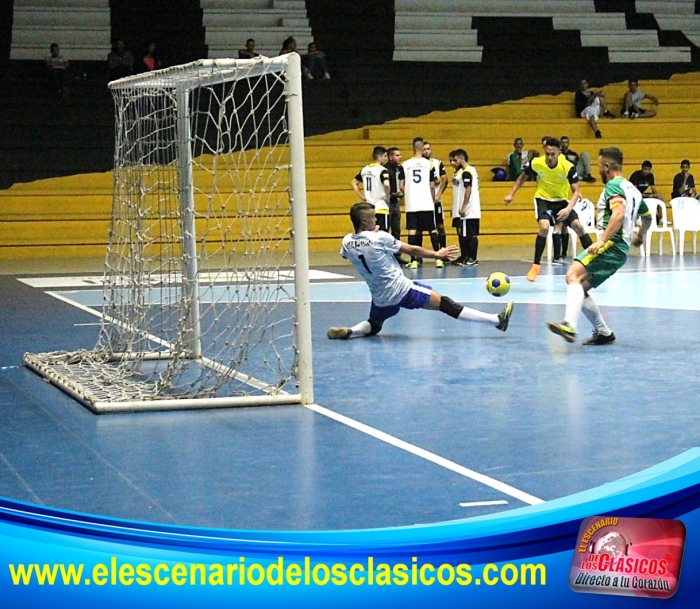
434, 201, 444, 224
451, 217, 480, 238
406, 210, 436, 232
375, 212, 390, 232
535, 198, 579, 226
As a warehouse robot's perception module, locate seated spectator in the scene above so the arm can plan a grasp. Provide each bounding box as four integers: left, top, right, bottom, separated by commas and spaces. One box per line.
304, 42, 331, 80
238, 38, 259, 59
108, 39, 134, 80
559, 136, 595, 183
672, 159, 697, 199
279, 36, 311, 80
45, 43, 70, 98
141, 41, 160, 72
630, 160, 663, 222
575, 78, 614, 139
622, 79, 658, 118
507, 138, 536, 181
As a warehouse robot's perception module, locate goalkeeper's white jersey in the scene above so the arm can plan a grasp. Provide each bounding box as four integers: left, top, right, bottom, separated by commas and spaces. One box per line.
340, 230, 411, 307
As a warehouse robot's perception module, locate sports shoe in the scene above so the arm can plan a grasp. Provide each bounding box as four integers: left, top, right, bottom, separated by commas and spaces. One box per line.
526, 263, 541, 282
603, 111, 615, 118
595, 130, 602, 139
582, 174, 596, 183
551, 257, 565, 266
327, 327, 352, 340
622, 110, 629, 118
406, 260, 419, 269
582, 331, 616, 345
451, 257, 465, 266
547, 321, 577, 343
496, 300, 514, 332
435, 259, 444, 268
465, 258, 478, 266
630, 112, 638, 119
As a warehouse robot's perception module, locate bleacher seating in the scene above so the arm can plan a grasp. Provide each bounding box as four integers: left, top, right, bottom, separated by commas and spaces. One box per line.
201, 0, 313, 58
394, 0, 692, 63
2, 0, 700, 260
11, 0, 111, 61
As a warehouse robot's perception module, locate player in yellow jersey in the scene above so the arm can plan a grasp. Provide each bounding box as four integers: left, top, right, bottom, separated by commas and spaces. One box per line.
504, 137, 593, 282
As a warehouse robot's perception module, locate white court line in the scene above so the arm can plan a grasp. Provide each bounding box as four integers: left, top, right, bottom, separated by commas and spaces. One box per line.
305, 403, 544, 506
459, 500, 509, 508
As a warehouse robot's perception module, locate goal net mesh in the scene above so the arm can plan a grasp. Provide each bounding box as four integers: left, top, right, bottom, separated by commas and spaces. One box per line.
24, 57, 309, 411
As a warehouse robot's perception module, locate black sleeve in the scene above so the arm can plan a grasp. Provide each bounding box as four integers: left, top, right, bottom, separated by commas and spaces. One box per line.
462, 170, 473, 188
380, 169, 389, 183
567, 165, 579, 184
354, 172, 362, 182
397, 167, 405, 180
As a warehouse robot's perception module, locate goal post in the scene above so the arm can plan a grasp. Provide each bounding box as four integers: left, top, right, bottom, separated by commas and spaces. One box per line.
24, 54, 314, 413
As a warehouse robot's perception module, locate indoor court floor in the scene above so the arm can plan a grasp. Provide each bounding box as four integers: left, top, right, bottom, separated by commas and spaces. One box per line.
0, 253, 699, 531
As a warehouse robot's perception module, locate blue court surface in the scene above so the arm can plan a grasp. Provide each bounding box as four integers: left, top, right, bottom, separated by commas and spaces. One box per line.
1, 256, 699, 531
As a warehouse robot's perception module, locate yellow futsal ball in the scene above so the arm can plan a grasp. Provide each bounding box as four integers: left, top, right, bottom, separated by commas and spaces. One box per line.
486, 272, 511, 297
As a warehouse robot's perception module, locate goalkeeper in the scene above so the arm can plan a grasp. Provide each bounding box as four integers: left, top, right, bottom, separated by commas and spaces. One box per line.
326, 203, 513, 339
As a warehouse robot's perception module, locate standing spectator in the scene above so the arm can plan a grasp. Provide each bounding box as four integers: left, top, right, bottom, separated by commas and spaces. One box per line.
402, 137, 440, 269
142, 41, 160, 72
351, 146, 391, 232
304, 42, 330, 80
672, 159, 696, 199
108, 39, 134, 80
575, 79, 614, 139
45, 43, 70, 98
385, 147, 406, 264
504, 137, 593, 280
622, 79, 658, 118
507, 138, 536, 181
325, 203, 513, 340
560, 136, 596, 183
238, 38, 259, 59
422, 141, 448, 250
449, 149, 481, 266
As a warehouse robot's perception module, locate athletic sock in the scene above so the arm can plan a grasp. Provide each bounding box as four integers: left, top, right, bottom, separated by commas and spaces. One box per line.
534, 235, 547, 264
468, 236, 479, 261
429, 231, 441, 252
439, 233, 447, 249
563, 283, 585, 330
459, 235, 469, 260
561, 231, 570, 257
579, 233, 593, 249
458, 306, 499, 325
581, 295, 611, 334
349, 320, 371, 338
552, 232, 562, 260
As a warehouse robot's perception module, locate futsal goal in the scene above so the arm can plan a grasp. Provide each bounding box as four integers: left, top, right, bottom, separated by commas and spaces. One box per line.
24, 54, 313, 413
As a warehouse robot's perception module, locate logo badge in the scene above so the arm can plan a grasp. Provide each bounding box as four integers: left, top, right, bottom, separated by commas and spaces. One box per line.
569, 516, 685, 598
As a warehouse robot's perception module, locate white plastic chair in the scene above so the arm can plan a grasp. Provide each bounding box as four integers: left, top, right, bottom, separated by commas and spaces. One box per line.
567, 197, 602, 257
670, 197, 700, 255
642, 198, 675, 257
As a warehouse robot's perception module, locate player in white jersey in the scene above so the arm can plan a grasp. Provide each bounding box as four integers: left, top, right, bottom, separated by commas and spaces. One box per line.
423, 141, 448, 249
326, 203, 513, 339
449, 149, 481, 266
402, 137, 441, 268
352, 146, 391, 231
548, 147, 652, 345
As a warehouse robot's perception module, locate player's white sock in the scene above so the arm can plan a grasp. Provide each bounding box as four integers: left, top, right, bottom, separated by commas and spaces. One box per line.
458, 306, 499, 325
581, 295, 611, 335
563, 282, 585, 330
349, 320, 371, 338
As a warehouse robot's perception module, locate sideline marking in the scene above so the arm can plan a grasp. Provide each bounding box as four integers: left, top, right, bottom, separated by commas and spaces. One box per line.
459, 500, 509, 508
305, 403, 544, 506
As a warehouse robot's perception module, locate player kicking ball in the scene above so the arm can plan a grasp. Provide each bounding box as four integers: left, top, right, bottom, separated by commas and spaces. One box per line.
547, 147, 651, 345
327, 202, 513, 339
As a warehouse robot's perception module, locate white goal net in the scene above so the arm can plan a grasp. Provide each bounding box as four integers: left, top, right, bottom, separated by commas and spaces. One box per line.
24, 54, 313, 413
